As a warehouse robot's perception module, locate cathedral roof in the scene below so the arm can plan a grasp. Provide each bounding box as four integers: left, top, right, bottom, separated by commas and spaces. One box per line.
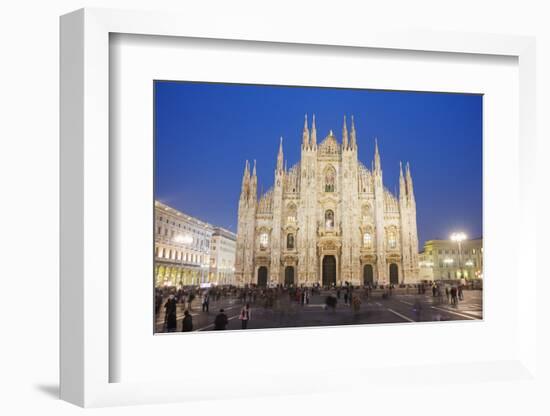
318, 130, 341, 156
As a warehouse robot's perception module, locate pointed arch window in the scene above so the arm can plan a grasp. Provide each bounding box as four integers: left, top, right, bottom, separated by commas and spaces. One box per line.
324, 166, 336, 192
286, 203, 297, 224
363, 232, 372, 248
387, 229, 397, 249
325, 210, 335, 229
260, 232, 269, 249
362, 204, 372, 223
287, 233, 295, 249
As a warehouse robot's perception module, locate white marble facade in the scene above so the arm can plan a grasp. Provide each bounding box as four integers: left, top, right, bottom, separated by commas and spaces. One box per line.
234, 115, 419, 287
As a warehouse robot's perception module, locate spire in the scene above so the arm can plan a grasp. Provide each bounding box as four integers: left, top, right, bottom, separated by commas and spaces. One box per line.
350, 115, 357, 150
277, 136, 284, 172
302, 114, 310, 148
374, 138, 381, 173
250, 159, 257, 200
342, 115, 348, 149
399, 161, 406, 200
310, 114, 317, 148
243, 160, 250, 180
406, 162, 414, 199
241, 160, 250, 194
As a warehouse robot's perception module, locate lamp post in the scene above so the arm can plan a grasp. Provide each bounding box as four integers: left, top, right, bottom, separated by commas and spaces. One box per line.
450, 232, 467, 280
174, 234, 193, 287
443, 258, 454, 280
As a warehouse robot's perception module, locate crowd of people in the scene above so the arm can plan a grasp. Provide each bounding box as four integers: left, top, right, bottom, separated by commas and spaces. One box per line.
156, 280, 472, 332
156, 284, 355, 332
430, 283, 465, 305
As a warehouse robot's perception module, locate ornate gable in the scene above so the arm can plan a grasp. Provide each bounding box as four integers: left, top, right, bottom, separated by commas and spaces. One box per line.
317, 130, 341, 157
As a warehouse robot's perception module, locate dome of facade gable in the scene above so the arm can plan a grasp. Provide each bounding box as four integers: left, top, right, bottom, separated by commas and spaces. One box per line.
318, 130, 341, 155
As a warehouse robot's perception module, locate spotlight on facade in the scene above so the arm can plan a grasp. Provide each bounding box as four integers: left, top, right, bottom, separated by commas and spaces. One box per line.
174, 233, 193, 245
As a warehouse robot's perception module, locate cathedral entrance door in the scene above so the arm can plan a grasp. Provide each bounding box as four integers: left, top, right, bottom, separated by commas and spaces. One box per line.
322, 255, 337, 287
363, 264, 374, 286
257, 266, 268, 287
284, 266, 294, 286
389, 263, 399, 285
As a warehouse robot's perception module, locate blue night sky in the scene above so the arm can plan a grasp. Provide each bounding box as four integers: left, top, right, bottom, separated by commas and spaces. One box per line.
155, 81, 482, 247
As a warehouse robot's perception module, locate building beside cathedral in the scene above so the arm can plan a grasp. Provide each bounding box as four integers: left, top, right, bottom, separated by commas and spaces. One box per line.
419, 238, 483, 281
234, 115, 419, 287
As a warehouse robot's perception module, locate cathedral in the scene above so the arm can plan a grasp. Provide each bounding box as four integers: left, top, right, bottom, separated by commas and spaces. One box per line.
234, 115, 419, 288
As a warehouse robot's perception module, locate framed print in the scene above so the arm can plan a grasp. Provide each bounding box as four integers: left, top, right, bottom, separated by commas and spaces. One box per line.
151, 81, 483, 335
60, 8, 538, 408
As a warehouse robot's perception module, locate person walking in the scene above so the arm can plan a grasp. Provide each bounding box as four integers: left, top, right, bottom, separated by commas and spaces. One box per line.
181, 309, 193, 332
214, 309, 229, 330
445, 286, 450, 304
352, 294, 361, 314
239, 303, 251, 329
450, 286, 458, 305
164, 294, 178, 332
458, 285, 464, 301
325, 294, 337, 311
202, 292, 209, 313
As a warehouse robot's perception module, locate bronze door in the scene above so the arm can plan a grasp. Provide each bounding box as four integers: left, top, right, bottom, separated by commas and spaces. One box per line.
322, 255, 337, 287
257, 266, 268, 287
389, 263, 399, 284
284, 266, 294, 286
363, 264, 374, 286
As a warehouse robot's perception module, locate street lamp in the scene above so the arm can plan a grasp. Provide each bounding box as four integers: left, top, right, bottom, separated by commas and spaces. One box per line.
174, 234, 193, 286
450, 232, 467, 280
443, 258, 453, 280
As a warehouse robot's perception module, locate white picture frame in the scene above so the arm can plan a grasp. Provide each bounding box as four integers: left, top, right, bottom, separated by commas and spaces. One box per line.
60, 8, 537, 408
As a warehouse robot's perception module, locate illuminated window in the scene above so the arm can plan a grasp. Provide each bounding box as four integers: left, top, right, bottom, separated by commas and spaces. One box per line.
363, 232, 372, 247
387, 230, 397, 249
260, 233, 269, 249
325, 210, 335, 228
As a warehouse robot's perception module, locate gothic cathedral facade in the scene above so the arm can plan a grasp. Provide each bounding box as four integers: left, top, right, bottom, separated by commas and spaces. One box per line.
234, 115, 419, 287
